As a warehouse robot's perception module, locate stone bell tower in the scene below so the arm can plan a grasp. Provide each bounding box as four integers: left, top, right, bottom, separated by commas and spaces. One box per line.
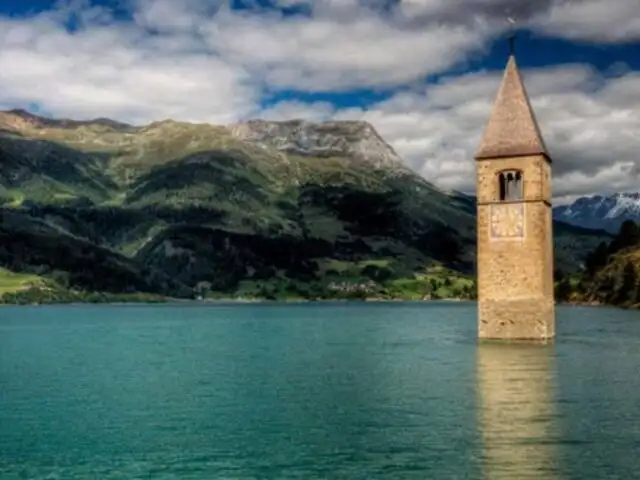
475, 48, 555, 341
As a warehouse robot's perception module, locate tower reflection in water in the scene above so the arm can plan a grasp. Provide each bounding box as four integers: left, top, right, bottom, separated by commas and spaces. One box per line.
476, 343, 560, 479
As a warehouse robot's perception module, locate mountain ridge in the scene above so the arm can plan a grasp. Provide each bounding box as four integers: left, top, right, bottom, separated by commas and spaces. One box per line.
553, 192, 640, 233
0, 108, 610, 302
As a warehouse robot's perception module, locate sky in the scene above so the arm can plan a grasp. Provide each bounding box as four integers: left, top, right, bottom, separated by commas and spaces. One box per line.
0, 0, 639, 203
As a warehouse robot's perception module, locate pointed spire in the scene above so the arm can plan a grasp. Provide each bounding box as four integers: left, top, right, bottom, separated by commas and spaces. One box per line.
475, 54, 550, 161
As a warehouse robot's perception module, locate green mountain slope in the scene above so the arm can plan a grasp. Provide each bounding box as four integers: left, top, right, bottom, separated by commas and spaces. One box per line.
555, 220, 640, 309
0, 135, 117, 205
0, 109, 609, 302
0, 209, 190, 296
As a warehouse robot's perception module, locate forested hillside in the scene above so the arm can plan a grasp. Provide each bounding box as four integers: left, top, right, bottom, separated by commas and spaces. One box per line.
555, 220, 640, 309
0, 109, 610, 303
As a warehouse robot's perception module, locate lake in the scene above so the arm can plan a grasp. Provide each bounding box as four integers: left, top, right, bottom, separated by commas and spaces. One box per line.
1, 302, 640, 479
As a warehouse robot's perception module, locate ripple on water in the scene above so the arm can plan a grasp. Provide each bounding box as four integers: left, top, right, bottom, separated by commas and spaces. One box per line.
1, 303, 640, 479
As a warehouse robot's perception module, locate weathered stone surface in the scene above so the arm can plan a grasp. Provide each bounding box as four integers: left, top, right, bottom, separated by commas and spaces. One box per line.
229, 119, 408, 172
475, 55, 549, 161
476, 54, 555, 341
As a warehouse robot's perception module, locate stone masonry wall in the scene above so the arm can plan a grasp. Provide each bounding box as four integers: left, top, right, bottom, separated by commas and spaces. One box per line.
476, 154, 555, 340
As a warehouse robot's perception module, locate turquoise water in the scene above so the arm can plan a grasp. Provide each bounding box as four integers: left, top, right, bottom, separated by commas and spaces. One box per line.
1, 302, 640, 479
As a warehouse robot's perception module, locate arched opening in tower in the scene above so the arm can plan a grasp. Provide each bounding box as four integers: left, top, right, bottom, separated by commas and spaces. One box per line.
498, 170, 523, 201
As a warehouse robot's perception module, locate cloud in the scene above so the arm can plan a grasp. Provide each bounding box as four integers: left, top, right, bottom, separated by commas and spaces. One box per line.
0, 0, 637, 122
0, 0, 638, 202
396, 0, 553, 25
136, 0, 497, 91
394, 0, 640, 43
531, 0, 640, 43
0, 0, 501, 122
262, 63, 640, 202
0, 6, 258, 125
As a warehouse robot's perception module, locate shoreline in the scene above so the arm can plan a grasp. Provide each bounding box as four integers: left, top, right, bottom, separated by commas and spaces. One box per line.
0, 295, 476, 306
0, 296, 633, 309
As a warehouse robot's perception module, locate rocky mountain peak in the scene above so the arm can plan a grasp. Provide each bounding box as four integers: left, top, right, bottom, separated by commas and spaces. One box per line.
553, 192, 640, 233
228, 119, 408, 171
0, 109, 137, 133
1, 109, 414, 179
0, 109, 42, 132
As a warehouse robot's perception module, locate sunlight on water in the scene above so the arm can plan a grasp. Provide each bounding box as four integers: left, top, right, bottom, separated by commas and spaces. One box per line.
477, 343, 560, 479
1, 302, 640, 479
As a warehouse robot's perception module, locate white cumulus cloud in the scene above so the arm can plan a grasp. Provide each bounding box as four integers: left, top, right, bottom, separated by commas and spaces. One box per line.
262, 64, 640, 202
0, 0, 637, 201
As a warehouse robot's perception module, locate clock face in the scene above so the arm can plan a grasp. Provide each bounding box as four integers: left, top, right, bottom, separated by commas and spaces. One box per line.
490, 203, 525, 239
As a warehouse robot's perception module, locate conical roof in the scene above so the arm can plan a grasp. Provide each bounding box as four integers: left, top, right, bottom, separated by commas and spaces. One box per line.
475, 55, 550, 160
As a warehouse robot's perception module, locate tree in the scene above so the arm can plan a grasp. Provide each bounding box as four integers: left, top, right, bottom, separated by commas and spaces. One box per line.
468, 280, 478, 300
575, 278, 588, 294
49, 270, 70, 288
555, 277, 572, 302
554, 269, 566, 283
620, 220, 640, 245
258, 285, 277, 300
634, 281, 640, 305
599, 274, 617, 303
609, 220, 640, 255
194, 281, 211, 296
617, 261, 637, 304
585, 241, 609, 277
361, 264, 394, 283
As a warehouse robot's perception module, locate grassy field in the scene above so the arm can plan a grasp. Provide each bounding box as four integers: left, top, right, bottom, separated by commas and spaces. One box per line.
386, 265, 475, 300
0, 268, 45, 294
0, 267, 168, 304
200, 262, 477, 302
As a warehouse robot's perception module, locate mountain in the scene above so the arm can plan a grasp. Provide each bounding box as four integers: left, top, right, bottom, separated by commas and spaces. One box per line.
553, 193, 640, 234
0, 109, 609, 302
555, 220, 640, 309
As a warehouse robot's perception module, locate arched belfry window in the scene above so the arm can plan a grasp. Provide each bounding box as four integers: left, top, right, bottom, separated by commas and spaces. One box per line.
498, 170, 523, 201
498, 173, 506, 200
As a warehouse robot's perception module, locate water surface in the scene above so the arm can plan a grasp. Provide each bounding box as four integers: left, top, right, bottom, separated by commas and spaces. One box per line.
1, 302, 640, 479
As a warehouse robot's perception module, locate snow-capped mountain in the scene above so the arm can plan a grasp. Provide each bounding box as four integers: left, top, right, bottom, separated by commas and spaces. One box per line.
552, 193, 640, 233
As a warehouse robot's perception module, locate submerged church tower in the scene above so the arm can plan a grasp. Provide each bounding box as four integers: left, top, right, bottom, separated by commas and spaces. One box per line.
475, 49, 555, 341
